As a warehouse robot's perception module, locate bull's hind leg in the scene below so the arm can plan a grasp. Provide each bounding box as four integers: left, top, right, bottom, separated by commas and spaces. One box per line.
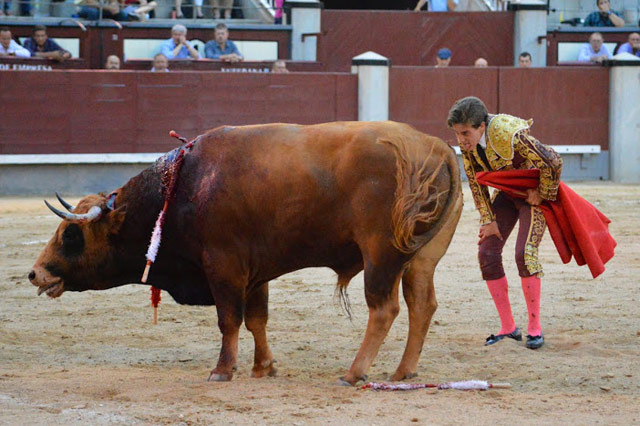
341, 261, 404, 386
391, 248, 438, 381
392, 192, 463, 381
244, 282, 277, 378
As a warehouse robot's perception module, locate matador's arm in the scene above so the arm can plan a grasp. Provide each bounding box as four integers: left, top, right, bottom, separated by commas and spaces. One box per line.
462, 150, 495, 224
514, 132, 563, 201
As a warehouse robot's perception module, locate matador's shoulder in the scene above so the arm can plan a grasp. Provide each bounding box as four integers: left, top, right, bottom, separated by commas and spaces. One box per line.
486, 114, 532, 160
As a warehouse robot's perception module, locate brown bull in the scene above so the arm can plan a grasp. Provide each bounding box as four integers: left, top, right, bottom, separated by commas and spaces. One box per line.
29, 121, 463, 385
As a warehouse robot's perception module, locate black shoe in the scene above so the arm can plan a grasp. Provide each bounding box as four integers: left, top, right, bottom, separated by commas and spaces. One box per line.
485, 327, 522, 346
526, 333, 544, 349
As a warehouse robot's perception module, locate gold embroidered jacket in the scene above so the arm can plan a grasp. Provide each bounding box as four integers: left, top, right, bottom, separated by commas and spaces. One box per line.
462, 114, 563, 224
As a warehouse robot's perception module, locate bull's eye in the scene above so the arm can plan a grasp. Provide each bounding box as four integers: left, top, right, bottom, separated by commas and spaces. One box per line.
61, 223, 85, 257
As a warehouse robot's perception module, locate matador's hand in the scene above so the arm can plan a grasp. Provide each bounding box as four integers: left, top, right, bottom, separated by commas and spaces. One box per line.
526, 188, 543, 206
478, 221, 502, 245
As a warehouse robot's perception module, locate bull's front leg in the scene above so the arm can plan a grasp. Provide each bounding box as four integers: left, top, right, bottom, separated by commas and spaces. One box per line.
208, 284, 244, 382
245, 282, 277, 378
203, 252, 247, 382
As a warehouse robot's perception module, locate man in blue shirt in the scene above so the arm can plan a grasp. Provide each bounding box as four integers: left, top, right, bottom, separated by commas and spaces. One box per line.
159, 24, 200, 60
577, 32, 612, 63
583, 0, 625, 27
414, 0, 458, 12
618, 32, 640, 58
204, 23, 243, 62
23, 25, 71, 62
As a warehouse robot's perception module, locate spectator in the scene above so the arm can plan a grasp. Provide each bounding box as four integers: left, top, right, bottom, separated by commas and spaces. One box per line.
204, 23, 243, 63
474, 57, 488, 67
174, 0, 203, 18
0, 0, 30, 16
23, 25, 72, 62
583, 0, 624, 28
123, 0, 157, 21
151, 53, 169, 72
618, 32, 640, 58
271, 59, 288, 73
212, 0, 232, 19
0, 27, 30, 58
436, 47, 451, 67
77, 0, 128, 21
105, 54, 121, 69
578, 32, 612, 63
160, 24, 200, 60
273, 0, 283, 24
518, 51, 532, 67
414, 0, 458, 11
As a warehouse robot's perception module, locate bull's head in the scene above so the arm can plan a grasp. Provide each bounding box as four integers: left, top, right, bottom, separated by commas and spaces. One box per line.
28, 193, 127, 298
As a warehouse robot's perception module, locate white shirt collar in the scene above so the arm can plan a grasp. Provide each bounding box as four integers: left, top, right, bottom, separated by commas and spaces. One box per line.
478, 131, 487, 149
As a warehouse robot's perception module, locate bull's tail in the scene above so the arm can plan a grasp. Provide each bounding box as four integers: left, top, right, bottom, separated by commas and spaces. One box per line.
381, 137, 462, 255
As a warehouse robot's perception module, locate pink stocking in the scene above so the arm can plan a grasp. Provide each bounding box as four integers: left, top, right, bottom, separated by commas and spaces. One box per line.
486, 276, 516, 335
521, 275, 542, 336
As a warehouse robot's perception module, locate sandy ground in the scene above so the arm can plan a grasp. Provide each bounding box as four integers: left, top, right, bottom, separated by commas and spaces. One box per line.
1, 183, 639, 425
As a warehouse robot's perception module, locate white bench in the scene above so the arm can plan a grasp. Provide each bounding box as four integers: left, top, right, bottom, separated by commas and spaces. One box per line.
451, 145, 600, 155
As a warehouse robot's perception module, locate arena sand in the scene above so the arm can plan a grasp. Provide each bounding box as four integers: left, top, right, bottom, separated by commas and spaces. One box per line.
1, 183, 639, 425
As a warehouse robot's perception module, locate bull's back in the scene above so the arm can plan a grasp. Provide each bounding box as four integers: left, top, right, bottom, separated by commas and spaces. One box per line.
183, 121, 455, 272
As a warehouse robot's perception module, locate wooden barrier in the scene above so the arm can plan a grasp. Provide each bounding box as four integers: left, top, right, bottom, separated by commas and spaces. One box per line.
389, 66, 609, 149
319, 11, 514, 71
389, 66, 499, 142
498, 66, 609, 150
0, 70, 357, 154
1, 65, 610, 155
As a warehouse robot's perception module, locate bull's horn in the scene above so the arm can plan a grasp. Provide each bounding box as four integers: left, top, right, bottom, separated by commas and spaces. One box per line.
45, 200, 102, 221
55, 192, 75, 212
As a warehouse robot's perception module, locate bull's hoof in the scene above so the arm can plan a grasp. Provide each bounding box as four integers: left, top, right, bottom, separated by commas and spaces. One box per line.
336, 374, 368, 387
390, 371, 418, 381
208, 371, 233, 382
251, 359, 277, 378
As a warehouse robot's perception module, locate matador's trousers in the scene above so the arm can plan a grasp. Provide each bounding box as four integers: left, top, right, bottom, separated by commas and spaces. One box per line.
478, 191, 546, 280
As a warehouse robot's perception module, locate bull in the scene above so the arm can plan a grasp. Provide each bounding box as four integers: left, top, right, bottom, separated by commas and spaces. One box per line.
29, 121, 462, 385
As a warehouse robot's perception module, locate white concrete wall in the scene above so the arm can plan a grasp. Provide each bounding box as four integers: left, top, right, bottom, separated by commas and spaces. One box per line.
513, 8, 548, 66
609, 65, 640, 183
289, 1, 321, 61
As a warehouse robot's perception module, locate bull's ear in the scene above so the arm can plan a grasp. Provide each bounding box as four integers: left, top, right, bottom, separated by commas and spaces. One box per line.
107, 206, 126, 235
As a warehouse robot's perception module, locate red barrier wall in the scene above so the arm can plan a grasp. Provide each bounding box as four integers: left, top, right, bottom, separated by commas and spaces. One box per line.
498, 67, 609, 150
390, 66, 499, 143
389, 66, 609, 149
320, 11, 514, 72
0, 71, 357, 154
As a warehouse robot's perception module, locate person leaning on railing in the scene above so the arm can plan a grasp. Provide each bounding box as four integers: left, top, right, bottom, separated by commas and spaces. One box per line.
204, 23, 243, 63
160, 24, 200, 60
577, 32, 612, 63
23, 25, 72, 62
618, 32, 640, 58
0, 27, 31, 58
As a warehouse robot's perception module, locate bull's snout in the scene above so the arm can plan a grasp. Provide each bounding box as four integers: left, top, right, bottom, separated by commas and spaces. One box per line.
28, 266, 64, 298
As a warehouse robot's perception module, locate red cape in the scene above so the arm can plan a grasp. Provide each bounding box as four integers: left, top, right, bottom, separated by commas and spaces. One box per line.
476, 169, 616, 279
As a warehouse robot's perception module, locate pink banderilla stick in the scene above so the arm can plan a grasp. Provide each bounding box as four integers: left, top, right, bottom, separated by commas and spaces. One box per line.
361, 380, 511, 391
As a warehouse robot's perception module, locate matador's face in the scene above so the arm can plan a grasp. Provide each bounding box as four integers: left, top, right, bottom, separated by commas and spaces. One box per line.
451, 121, 486, 152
